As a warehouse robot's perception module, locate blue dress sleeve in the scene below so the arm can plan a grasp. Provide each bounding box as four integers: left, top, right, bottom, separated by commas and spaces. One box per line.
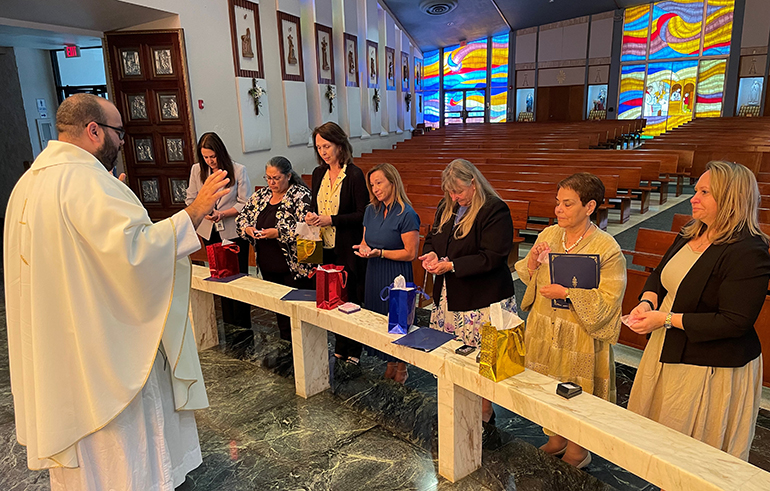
363, 204, 374, 229
398, 205, 420, 234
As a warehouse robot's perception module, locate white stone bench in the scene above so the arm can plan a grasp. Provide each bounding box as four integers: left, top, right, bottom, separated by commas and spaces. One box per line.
189, 265, 770, 490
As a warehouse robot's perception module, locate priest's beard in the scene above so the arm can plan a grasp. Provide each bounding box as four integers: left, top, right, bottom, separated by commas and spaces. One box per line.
95, 137, 119, 172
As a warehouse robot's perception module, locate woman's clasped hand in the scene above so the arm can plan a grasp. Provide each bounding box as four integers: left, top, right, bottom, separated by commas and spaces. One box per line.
418, 251, 453, 275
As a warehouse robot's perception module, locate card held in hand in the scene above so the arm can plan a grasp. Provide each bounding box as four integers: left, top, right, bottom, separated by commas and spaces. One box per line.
548, 253, 600, 309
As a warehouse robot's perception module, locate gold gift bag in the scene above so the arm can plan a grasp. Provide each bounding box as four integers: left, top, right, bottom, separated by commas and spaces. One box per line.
295, 222, 324, 264
297, 238, 323, 264
479, 303, 526, 382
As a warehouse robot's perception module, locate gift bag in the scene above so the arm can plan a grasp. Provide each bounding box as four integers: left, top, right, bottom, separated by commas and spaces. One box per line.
310, 265, 348, 310
479, 302, 526, 383
380, 275, 430, 334
206, 241, 240, 279
295, 222, 323, 264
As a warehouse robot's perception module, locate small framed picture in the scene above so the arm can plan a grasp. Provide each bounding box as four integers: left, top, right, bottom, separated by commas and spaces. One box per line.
120, 48, 143, 79
169, 178, 189, 204
139, 178, 160, 204
344, 33, 359, 87
277, 11, 304, 81
414, 57, 422, 90
366, 40, 378, 88
228, 0, 264, 78
315, 24, 334, 85
401, 52, 409, 92
156, 92, 180, 121
125, 93, 149, 121
385, 47, 395, 90
152, 47, 174, 77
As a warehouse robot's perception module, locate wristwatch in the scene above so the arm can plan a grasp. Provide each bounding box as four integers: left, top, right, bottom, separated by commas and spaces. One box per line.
664, 312, 673, 329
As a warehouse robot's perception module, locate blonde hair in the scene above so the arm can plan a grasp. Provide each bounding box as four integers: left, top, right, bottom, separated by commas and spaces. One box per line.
436, 159, 500, 239
366, 163, 411, 215
682, 160, 769, 245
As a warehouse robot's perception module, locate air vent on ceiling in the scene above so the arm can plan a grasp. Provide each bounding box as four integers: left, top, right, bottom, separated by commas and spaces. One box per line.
419, 0, 458, 16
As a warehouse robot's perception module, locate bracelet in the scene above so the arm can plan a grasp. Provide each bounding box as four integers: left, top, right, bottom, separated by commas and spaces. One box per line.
640, 299, 655, 311
664, 312, 673, 329
379, 249, 384, 258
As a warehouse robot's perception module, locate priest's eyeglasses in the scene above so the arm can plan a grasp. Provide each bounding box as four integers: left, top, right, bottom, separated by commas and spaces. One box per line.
95, 122, 126, 140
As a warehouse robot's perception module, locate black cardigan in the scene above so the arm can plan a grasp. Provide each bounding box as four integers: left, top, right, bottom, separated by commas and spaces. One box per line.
643, 229, 770, 367
423, 197, 514, 311
310, 163, 369, 302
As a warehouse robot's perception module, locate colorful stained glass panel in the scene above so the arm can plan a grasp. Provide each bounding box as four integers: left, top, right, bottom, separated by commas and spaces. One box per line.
490, 86, 507, 123
649, 0, 704, 60
618, 64, 645, 120
422, 50, 440, 91
702, 0, 734, 56
622, 4, 651, 62
695, 58, 726, 117
490, 33, 509, 87
424, 90, 440, 128
443, 40, 488, 90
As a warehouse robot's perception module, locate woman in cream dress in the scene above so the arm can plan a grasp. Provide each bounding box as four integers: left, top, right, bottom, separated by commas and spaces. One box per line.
515, 173, 626, 469
627, 161, 770, 460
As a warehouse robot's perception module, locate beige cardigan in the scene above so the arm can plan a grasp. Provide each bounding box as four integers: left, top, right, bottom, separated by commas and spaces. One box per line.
514, 224, 626, 401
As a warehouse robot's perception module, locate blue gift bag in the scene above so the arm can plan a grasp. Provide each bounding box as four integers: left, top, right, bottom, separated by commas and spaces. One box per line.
380, 282, 430, 335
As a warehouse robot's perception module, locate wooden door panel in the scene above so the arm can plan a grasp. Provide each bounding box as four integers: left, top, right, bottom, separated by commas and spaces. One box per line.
106, 30, 195, 221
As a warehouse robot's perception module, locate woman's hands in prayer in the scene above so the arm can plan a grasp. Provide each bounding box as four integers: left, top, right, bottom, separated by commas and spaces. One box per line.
244, 227, 278, 240
539, 284, 569, 300
418, 252, 454, 275
305, 212, 332, 227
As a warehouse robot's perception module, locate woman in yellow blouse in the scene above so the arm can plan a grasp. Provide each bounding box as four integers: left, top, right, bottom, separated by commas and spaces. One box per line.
514, 173, 626, 469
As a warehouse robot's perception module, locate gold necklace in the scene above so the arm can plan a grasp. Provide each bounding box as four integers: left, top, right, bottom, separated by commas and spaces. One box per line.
562, 222, 593, 253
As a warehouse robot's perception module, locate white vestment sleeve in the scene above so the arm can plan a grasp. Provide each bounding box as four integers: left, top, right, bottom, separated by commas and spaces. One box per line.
172, 211, 201, 260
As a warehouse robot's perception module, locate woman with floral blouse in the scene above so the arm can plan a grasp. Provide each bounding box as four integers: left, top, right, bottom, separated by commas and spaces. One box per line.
236, 156, 314, 340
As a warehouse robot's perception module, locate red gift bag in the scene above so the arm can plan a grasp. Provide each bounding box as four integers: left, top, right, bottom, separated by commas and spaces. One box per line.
310, 265, 348, 310
206, 242, 240, 279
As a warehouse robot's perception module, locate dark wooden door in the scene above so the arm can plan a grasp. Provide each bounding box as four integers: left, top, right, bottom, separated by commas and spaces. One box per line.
105, 30, 195, 221
536, 85, 585, 122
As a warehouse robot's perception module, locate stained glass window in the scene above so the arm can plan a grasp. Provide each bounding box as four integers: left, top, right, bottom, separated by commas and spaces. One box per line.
423, 50, 440, 91
618, 0, 734, 135
424, 90, 440, 128
490, 86, 507, 123
621, 4, 650, 62
619, 64, 645, 120
649, 1, 704, 60
443, 39, 488, 90
695, 58, 727, 117
702, 0, 734, 56
490, 33, 509, 87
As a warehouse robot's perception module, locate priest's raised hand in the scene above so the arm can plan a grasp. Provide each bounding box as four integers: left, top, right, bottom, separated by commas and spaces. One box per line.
184, 169, 231, 228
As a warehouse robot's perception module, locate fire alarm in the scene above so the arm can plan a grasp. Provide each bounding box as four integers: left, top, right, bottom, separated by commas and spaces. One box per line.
198, 99, 205, 110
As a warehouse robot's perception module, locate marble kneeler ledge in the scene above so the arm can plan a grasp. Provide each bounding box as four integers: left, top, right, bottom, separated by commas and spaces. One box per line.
189, 265, 770, 490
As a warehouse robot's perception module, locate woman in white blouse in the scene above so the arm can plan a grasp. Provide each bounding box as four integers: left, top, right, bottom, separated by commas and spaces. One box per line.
186, 132, 253, 336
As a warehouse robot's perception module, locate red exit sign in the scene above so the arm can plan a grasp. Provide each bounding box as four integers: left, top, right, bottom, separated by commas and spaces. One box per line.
64, 45, 80, 58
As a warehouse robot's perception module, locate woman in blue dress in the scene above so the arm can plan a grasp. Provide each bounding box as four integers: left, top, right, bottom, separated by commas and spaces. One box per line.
354, 163, 420, 383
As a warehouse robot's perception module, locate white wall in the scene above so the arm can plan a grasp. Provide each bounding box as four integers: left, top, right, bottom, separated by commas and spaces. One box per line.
121, 0, 411, 187
15, 46, 59, 157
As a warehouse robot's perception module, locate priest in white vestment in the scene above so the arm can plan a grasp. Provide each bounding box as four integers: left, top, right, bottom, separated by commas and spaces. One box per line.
4, 94, 232, 490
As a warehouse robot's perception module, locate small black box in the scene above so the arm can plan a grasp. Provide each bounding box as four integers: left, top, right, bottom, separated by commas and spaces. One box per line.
455, 344, 476, 356
556, 382, 583, 399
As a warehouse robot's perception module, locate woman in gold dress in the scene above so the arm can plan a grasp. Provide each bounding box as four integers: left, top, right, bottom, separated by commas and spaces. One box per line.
515, 173, 626, 469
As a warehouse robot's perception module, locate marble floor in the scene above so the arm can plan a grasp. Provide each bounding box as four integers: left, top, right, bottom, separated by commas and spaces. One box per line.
3, 185, 770, 490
